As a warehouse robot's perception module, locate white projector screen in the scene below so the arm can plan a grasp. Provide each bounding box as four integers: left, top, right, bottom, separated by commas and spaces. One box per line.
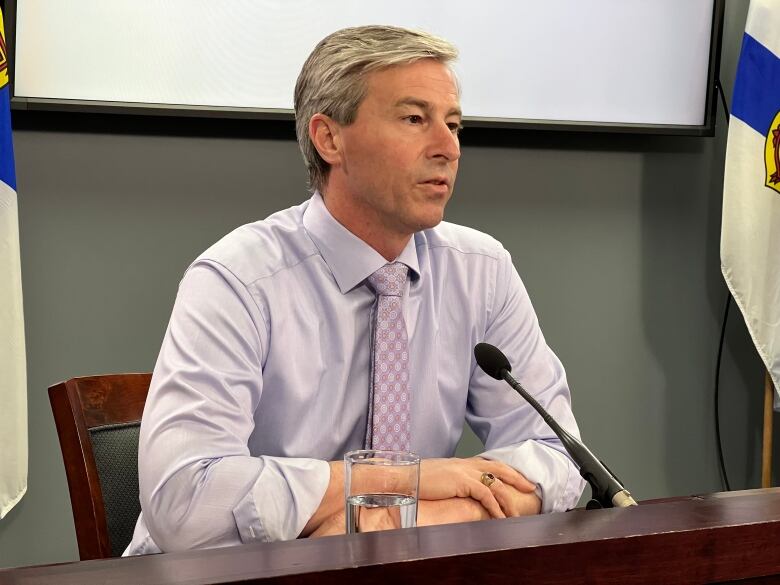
10, 0, 721, 133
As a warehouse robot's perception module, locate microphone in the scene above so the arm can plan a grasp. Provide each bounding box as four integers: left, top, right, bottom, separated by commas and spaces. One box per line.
474, 342, 637, 509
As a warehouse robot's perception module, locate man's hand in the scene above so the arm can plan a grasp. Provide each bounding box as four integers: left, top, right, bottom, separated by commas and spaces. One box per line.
418, 479, 540, 526
419, 457, 537, 519
485, 475, 541, 516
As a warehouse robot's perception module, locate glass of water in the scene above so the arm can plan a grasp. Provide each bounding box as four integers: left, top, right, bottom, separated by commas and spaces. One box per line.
344, 450, 420, 534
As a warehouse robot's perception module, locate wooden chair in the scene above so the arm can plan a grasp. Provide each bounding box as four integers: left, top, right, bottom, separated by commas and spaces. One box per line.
48, 373, 151, 560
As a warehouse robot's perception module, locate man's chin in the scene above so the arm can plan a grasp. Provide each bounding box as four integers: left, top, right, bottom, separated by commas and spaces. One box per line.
408, 210, 446, 233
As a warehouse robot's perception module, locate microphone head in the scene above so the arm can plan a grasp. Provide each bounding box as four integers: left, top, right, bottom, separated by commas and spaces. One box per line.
474, 343, 512, 380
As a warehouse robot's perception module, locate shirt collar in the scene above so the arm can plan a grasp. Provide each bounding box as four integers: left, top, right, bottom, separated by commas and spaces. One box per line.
302, 192, 421, 294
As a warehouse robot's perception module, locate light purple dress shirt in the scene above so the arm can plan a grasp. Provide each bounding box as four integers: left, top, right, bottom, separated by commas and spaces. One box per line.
125, 193, 585, 555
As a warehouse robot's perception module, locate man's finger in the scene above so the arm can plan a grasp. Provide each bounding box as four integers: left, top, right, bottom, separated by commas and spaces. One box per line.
471, 483, 505, 519
488, 478, 516, 516
490, 478, 533, 517
480, 460, 536, 492
490, 478, 544, 517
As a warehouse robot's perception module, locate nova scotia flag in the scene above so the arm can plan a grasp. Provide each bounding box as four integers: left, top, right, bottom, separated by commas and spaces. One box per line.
721, 0, 780, 405
0, 6, 27, 518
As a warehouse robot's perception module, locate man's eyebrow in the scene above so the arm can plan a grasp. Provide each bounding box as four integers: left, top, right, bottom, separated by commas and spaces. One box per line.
394, 97, 462, 118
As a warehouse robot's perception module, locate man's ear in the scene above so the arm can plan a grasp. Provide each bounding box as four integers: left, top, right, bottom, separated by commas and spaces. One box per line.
309, 114, 343, 167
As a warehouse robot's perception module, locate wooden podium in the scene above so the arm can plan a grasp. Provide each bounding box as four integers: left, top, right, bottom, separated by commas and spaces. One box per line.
3, 489, 780, 585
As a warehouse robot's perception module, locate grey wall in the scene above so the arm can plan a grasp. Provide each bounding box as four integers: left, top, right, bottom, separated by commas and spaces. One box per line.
1, 0, 769, 569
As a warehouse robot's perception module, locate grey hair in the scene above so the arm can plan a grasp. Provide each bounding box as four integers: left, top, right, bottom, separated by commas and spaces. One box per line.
294, 25, 458, 194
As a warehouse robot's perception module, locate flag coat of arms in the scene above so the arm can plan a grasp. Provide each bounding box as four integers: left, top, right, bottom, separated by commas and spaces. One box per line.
0, 7, 27, 518
721, 0, 780, 403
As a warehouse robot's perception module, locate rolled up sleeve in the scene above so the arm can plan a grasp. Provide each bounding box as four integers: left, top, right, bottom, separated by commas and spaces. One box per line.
233, 456, 329, 543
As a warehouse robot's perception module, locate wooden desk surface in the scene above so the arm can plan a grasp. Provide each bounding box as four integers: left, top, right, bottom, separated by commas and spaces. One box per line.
3, 488, 780, 585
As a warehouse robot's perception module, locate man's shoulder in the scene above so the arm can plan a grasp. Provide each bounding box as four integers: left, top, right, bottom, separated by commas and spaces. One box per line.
418, 220, 507, 262
193, 200, 316, 285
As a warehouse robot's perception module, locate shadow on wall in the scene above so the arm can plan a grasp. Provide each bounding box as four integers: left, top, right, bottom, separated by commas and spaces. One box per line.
638, 114, 766, 496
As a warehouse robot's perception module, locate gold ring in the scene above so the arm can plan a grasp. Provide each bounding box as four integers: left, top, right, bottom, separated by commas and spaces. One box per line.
480, 472, 496, 488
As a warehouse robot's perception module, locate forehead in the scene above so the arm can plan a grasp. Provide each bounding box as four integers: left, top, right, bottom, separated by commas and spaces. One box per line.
362, 59, 461, 109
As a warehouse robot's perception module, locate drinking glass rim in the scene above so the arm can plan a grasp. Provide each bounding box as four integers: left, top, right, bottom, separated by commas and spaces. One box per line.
344, 449, 420, 465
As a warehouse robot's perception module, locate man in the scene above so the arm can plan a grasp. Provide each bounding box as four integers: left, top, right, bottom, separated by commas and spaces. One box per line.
125, 25, 585, 554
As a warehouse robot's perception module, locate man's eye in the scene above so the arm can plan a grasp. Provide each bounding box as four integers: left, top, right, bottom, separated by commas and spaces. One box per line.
405, 115, 424, 124
448, 122, 463, 134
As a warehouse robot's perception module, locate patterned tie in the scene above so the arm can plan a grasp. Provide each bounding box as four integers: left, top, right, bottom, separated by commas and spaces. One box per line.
366, 263, 411, 451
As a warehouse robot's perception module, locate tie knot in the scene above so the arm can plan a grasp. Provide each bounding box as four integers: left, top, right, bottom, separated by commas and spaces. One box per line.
368, 263, 408, 296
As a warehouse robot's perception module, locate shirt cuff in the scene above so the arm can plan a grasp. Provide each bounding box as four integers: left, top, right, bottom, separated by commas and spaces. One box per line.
233, 457, 330, 542
479, 441, 585, 513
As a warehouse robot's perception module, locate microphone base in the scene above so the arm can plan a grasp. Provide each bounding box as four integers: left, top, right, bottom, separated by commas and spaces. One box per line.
612, 489, 638, 507
583, 475, 638, 509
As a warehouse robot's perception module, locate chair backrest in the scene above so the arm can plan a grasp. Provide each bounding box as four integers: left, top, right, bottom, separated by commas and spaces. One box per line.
48, 373, 151, 560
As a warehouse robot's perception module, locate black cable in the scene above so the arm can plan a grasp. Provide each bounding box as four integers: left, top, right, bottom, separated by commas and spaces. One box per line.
717, 78, 730, 120
714, 77, 731, 491
715, 293, 732, 491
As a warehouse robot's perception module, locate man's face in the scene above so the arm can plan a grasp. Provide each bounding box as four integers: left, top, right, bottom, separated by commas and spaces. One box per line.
333, 59, 462, 237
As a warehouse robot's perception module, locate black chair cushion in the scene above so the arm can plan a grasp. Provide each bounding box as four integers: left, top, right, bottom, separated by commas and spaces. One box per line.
89, 422, 141, 557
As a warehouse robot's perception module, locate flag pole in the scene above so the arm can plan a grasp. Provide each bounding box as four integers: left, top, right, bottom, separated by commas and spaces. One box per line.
762, 370, 775, 488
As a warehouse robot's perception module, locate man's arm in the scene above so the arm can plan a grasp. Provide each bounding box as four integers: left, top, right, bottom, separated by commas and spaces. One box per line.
467, 247, 586, 513
301, 457, 539, 537
309, 479, 539, 538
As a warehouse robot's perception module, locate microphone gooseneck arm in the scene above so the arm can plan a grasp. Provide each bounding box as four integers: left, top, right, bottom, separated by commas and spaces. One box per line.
473, 341, 636, 509
499, 367, 636, 509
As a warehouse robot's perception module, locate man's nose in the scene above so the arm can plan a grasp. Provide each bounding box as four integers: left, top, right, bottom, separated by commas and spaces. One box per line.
428, 121, 461, 162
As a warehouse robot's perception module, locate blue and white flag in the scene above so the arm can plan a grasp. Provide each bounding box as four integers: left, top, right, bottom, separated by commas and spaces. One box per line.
0, 7, 27, 518
721, 0, 780, 404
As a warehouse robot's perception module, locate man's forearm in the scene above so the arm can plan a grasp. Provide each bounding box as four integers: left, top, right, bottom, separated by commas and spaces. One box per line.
303, 456, 540, 537
417, 497, 491, 526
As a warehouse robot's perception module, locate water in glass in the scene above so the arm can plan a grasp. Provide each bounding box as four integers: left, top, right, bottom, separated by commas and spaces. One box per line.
346, 493, 417, 533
